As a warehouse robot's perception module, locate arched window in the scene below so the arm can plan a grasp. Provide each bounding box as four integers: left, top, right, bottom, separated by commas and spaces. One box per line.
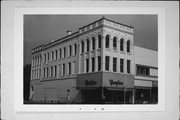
92, 37, 96, 50
81, 41, 84, 53
98, 34, 101, 48
105, 34, 110, 48
86, 39, 90, 52
127, 40, 131, 53
113, 36, 117, 49
120, 38, 124, 51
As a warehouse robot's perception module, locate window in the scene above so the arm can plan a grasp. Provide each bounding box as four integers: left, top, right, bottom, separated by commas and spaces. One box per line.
113, 57, 117, 72
68, 62, 71, 75
86, 39, 90, 52
113, 37, 117, 49
127, 40, 131, 53
64, 47, 66, 58
52, 51, 54, 61
92, 37, 96, 50
72, 61, 76, 75
44, 54, 46, 63
74, 43, 77, 55
127, 60, 131, 73
46, 67, 49, 78
81, 41, 84, 53
51, 66, 53, 77
120, 59, 124, 73
62, 64, 65, 76
105, 56, 110, 71
54, 65, 57, 77
137, 65, 150, 76
98, 34, 101, 48
47, 53, 49, 61
86, 59, 89, 73
120, 38, 124, 51
55, 50, 58, 60
59, 49, 62, 59
92, 57, 95, 72
69, 45, 72, 57
98, 56, 101, 71
105, 34, 110, 48
43, 68, 45, 78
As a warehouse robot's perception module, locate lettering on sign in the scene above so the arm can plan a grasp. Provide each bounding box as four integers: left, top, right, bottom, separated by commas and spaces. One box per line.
109, 80, 123, 86
85, 80, 97, 86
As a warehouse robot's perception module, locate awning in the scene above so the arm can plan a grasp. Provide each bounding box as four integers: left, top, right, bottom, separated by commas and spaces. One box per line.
76, 87, 101, 90
105, 87, 134, 91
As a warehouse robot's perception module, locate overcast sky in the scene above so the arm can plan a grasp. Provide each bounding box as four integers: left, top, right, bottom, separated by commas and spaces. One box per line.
24, 15, 158, 65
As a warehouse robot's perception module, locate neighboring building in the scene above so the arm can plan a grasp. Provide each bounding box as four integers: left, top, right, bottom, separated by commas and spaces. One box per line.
134, 46, 158, 104
29, 17, 158, 104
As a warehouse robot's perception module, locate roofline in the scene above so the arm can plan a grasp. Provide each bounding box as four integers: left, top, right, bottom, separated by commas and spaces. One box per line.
79, 17, 134, 30
32, 17, 134, 53
43, 31, 79, 47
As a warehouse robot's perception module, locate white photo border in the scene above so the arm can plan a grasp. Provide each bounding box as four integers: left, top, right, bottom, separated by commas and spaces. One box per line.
14, 7, 165, 112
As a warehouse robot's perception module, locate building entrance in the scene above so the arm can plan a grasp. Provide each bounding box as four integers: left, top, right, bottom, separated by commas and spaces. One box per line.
81, 88, 102, 104
104, 88, 133, 104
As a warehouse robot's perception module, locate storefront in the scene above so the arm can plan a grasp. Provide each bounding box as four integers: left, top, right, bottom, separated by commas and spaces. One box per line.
134, 80, 158, 104
77, 72, 134, 104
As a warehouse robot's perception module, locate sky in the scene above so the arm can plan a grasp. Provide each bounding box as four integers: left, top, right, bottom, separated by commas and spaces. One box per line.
24, 15, 158, 65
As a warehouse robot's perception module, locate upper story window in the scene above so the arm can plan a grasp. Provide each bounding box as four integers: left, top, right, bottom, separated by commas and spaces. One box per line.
113, 37, 117, 50
68, 62, 71, 75
74, 43, 77, 55
81, 41, 84, 53
86, 39, 90, 52
54, 65, 57, 77
113, 57, 117, 72
98, 56, 101, 71
105, 34, 110, 48
92, 57, 95, 72
44, 54, 46, 63
105, 56, 110, 71
136, 65, 150, 76
69, 45, 72, 57
127, 60, 131, 73
62, 63, 65, 76
120, 38, 124, 51
120, 59, 124, 73
47, 53, 49, 61
92, 37, 96, 50
59, 48, 62, 59
64, 47, 66, 58
98, 34, 101, 48
51, 51, 54, 61
86, 59, 89, 73
127, 40, 131, 53
55, 50, 58, 60
50, 66, 53, 77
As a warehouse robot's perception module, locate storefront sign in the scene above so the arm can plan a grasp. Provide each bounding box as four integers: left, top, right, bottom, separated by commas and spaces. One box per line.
85, 80, 97, 86
109, 80, 123, 86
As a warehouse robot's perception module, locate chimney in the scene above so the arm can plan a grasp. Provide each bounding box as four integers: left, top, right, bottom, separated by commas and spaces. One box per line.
66, 30, 72, 35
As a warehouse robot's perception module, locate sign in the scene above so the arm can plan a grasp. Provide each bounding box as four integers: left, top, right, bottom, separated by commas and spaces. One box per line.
85, 80, 97, 86
109, 80, 123, 86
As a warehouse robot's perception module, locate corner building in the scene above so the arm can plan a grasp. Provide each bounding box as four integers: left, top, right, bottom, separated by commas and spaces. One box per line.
30, 17, 157, 104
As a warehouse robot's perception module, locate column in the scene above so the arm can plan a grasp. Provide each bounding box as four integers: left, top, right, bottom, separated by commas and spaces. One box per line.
102, 35, 105, 71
